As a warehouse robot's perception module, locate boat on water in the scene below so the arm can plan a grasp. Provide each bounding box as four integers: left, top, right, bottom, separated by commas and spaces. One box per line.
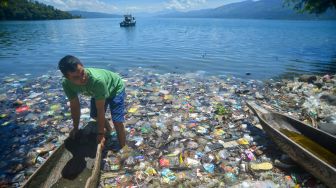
120, 14, 136, 27
246, 102, 336, 187
21, 122, 102, 188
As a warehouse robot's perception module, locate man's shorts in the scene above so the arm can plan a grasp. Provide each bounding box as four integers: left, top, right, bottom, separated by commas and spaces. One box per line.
90, 90, 126, 123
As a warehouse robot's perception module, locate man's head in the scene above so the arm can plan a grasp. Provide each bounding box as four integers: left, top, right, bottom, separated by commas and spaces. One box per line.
58, 55, 88, 85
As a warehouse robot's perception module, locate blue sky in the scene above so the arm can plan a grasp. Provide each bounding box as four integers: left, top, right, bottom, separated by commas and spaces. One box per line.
37, 0, 245, 14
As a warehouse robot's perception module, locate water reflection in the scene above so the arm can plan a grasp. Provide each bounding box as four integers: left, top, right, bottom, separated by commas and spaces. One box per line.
0, 18, 335, 79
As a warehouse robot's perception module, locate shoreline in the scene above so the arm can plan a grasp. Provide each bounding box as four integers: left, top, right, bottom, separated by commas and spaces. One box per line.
0, 69, 335, 187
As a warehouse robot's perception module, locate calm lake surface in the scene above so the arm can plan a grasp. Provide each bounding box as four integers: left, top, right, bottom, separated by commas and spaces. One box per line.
0, 18, 335, 79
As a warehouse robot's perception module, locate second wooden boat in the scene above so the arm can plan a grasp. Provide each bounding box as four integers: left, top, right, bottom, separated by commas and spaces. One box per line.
247, 102, 336, 187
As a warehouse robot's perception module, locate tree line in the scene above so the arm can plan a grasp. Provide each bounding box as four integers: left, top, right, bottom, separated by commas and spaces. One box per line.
285, 0, 336, 14
0, 0, 80, 20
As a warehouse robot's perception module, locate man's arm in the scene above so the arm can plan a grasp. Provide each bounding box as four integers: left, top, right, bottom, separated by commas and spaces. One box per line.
95, 99, 106, 147
95, 99, 106, 134
70, 96, 80, 129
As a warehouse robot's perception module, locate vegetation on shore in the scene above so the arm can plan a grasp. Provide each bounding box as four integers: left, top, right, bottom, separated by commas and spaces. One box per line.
286, 0, 336, 14
0, 0, 79, 20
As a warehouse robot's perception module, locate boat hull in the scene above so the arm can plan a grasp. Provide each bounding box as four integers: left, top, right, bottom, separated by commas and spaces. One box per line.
247, 102, 336, 187
22, 122, 102, 188
120, 22, 136, 27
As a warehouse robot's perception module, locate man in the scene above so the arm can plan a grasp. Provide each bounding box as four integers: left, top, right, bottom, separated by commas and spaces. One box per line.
58, 55, 126, 150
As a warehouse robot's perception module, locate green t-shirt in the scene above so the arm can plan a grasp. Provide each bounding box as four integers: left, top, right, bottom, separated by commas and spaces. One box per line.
62, 68, 125, 100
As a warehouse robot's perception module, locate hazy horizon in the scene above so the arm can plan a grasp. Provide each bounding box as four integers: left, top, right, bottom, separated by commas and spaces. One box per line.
36, 0, 247, 14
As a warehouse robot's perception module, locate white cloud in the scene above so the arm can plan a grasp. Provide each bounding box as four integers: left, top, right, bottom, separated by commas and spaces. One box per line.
37, 0, 118, 13
125, 6, 139, 12
165, 0, 207, 11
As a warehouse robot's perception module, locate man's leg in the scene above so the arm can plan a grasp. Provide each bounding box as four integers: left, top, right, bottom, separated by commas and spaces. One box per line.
109, 90, 127, 149
104, 119, 113, 134
113, 122, 126, 147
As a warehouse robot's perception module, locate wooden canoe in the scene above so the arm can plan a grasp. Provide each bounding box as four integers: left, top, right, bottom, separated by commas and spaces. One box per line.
21, 123, 102, 188
247, 102, 336, 187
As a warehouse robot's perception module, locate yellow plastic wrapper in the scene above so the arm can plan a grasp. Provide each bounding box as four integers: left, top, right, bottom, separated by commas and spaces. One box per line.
145, 167, 157, 176
312, 88, 321, 93
164, 95, 173, 100
214, 129, 225, 136
237, 138, 249, 145
128, 107, 138, 113
179, 153, 183, 164
50, 104, 61, 111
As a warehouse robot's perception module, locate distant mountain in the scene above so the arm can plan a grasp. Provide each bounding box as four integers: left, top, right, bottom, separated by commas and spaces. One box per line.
136, 10, 180, 18
69, 10, 122, 18
161, 0, 336, 20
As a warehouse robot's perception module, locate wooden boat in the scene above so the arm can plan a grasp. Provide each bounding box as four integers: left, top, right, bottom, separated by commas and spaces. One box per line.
21, 123, 102, 188
247, 102, 336, 187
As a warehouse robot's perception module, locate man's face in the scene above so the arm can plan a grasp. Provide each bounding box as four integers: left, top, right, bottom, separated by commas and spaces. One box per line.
66, 64, 88, 85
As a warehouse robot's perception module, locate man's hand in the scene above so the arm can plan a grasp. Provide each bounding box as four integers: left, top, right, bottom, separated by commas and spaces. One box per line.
70, 127, 79, 139
97, 134, 105, 149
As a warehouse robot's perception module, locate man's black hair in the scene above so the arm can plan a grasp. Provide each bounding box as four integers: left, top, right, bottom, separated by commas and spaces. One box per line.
58, 55, 83, 76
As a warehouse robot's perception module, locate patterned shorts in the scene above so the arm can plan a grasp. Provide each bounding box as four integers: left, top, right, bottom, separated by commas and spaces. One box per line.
90, 89, 126, 123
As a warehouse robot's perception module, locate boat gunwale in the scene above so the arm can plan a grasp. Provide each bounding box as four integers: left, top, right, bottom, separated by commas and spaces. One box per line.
246, 101, 336, 171
21, 123, 102, 188
21, 143, 66, 188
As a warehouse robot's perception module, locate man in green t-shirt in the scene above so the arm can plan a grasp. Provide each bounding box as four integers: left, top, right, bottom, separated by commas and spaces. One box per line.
58, 55, 126, 150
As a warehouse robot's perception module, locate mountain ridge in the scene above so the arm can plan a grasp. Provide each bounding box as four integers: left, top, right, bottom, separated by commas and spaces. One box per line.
160, 0, 336, 20
68, 10, 122, 18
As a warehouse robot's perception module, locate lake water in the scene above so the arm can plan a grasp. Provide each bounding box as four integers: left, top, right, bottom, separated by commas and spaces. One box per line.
0, 18, 335, 79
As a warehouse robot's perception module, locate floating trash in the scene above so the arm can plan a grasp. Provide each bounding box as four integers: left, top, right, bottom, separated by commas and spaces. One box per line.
0, 69, 334, 187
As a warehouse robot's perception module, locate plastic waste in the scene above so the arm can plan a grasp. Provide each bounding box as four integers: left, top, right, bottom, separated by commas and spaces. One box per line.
160, 168, 176, 183
250, 162, 273, 171
203, 163, 215, 174
0, 69, 333, 187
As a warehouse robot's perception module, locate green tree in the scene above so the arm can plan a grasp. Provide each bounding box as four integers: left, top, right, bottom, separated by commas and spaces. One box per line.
0, 0, 79, 20
285, 0, 336, 14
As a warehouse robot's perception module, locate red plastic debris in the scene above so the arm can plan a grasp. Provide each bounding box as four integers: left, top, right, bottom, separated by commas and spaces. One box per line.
16, 105, 29, 113
159, 158, 170, 167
